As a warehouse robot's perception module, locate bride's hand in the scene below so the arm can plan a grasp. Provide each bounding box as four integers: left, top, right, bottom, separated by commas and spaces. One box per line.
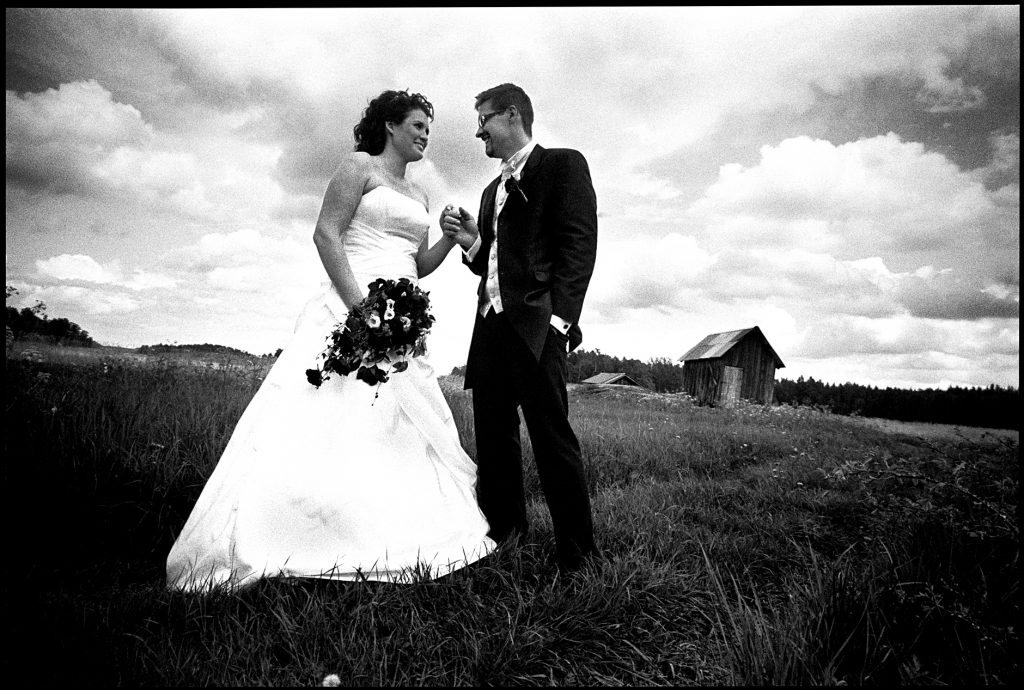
441, 206, 478, 248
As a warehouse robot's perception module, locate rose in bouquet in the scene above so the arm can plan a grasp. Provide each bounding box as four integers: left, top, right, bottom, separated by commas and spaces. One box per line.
306, 277, 434, 391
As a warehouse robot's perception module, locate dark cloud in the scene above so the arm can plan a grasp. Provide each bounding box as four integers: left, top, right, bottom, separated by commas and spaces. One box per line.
642, 9, 1018, 201
6, 8, 270, 132
896, 275, 1020, 320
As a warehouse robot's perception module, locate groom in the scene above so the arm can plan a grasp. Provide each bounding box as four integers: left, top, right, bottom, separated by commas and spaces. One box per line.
441, 83, 599, 572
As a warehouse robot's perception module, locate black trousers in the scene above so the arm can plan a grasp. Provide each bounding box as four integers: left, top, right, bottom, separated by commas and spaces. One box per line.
470, 310, 596, 569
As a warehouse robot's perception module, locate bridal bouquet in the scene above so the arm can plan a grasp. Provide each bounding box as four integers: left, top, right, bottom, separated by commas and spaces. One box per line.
306, 277, 434, 390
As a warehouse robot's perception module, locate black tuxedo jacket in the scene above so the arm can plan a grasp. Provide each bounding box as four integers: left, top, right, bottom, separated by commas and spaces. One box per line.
463, 145, 598, 387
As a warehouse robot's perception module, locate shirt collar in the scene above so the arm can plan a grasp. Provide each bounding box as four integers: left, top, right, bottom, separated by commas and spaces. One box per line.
501, 140, 536, 176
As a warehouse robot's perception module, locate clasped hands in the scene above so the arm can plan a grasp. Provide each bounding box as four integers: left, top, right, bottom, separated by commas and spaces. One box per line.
440, 205, 479, 249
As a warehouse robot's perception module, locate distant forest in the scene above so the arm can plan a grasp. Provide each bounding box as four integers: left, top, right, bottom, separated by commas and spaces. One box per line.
773, 376, 1019, 431
453, 348, 686, 392
7, 288, 1018, 432
453, 348, 1020, 431
136, 343, 276, 358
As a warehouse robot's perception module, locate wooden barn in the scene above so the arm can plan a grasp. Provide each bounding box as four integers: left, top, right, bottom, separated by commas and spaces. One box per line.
581, 372, 645, 387
678, 327, 784, 406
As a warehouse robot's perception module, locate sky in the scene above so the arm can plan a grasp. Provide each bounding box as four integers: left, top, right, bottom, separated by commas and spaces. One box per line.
5, 6, 1019, 390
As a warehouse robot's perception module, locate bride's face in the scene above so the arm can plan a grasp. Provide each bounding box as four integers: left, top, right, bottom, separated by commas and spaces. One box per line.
387, 109, 430, 162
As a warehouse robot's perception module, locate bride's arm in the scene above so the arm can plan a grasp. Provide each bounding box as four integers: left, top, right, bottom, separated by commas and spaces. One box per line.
415, 234, 458, 278
414, 193, 458, 278
313, 153, 372, 308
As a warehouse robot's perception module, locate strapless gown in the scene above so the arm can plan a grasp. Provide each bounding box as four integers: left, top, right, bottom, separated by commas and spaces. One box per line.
166, 186, 495, 591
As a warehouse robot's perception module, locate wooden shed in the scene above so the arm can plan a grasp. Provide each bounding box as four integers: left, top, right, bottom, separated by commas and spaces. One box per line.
678, 327, 784, 407
581, 372, 645, 387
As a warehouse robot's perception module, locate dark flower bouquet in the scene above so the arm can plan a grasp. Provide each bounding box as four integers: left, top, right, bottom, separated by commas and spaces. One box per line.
306, 277, 434, 391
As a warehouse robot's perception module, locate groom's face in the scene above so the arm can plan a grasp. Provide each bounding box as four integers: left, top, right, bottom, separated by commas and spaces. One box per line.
475, 99, 511, 160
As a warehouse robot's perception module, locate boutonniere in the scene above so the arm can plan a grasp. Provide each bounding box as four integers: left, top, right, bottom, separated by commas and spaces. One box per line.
504, 175, 529, 203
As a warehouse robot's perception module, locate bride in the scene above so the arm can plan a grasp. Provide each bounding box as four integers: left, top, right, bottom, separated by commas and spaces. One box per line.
166, 90, 496, 591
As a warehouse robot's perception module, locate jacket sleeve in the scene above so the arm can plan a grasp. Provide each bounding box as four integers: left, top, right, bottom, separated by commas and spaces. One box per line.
549, 150, 598, 325
462, 186, 492, 277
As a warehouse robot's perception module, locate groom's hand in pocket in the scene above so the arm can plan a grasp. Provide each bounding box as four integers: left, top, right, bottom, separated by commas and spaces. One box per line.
549, 324, 570, 353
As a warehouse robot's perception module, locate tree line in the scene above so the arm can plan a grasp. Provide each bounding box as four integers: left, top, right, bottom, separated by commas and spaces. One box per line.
774, 376, 1020, 431
8, 284, 1016, 431
6, 288, 95, 347
138, 343, 260, 358
452, 349, 1018, 430
566, 349, 686, 392
450, 348, 687, 393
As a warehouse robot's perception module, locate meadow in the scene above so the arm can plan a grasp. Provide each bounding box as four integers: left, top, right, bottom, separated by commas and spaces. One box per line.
5, 344, 1019, 686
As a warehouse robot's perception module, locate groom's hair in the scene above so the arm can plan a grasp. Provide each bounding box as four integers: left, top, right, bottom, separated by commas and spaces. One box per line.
475, 83, 533, 137
354, 89, 434, 155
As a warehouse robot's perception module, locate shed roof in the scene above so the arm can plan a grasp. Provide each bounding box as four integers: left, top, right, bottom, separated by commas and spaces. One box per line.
581, 372, 644, 386
679, 326, 785, 368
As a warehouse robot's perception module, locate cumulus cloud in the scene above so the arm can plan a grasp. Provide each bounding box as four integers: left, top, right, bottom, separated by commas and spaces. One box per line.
123, 270, 178, 291
795, 314, 1019, 361
6, 79, 152, 147
587, 234, 717, 315
162, 228, 322, 309
692, 249, 1019, 322
694, 135, 971, 227
979, 132, 1020, 190
687, 134, 1017, 281
6, 80, 153, 194
36, 253, 120, 284
7, 78, 290, 223
34, 252, 177, 293
29, 284, 141, 315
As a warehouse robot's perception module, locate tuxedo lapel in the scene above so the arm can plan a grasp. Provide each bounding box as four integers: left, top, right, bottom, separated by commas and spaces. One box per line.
496, 145, 545, 230
480, 177, 500, 241
520, 144, 545, 182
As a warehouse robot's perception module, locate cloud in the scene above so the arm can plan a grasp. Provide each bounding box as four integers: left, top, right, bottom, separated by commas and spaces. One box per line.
36, 253, 120, 284
7, 78, 290, 224
587, 234, 717, 314
693, 134, 964, 226
6, 80, 153, 194
693, 249, 1019, 321
893, 268, 1019, 320
27, 284, 141, 316
980, 132, 1020, 190
32, 252, 178, 294
794, 314, 1019, 361
123, 270, 178, 291
687, 134, 1018, 281
162, 228, 322, 311
6, 79, 152, 147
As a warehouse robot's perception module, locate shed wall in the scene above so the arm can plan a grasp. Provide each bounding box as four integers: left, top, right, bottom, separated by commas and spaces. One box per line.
683, 331, 780, 405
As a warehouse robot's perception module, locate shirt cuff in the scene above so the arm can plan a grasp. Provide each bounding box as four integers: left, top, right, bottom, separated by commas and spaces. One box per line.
464, 236, 482, 261
550, 314, 572, 334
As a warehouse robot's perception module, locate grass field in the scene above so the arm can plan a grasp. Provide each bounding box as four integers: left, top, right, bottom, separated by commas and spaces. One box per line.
5, 344, 1019, 686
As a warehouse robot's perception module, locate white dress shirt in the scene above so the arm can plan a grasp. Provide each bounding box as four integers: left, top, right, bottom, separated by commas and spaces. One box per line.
465, 141, 572, 336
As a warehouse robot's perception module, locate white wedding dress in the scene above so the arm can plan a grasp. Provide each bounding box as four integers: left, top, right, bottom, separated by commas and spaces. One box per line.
166, 186, 495, 591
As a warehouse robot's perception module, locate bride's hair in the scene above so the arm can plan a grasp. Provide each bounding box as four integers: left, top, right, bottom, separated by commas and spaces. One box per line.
353, 90, 434, 155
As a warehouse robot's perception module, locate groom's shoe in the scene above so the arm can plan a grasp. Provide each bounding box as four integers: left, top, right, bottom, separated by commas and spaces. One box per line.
555, 547, 604, 576
487, 524, 530, 547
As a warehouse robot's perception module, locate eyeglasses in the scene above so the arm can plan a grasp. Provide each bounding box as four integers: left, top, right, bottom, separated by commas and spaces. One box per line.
477, 108, 507, 129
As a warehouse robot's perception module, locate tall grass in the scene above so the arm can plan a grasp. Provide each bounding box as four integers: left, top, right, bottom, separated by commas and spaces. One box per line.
5, 352, 1019, 686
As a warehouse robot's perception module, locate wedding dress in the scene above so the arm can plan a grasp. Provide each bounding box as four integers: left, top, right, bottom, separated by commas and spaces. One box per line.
166, 186, 495, 591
